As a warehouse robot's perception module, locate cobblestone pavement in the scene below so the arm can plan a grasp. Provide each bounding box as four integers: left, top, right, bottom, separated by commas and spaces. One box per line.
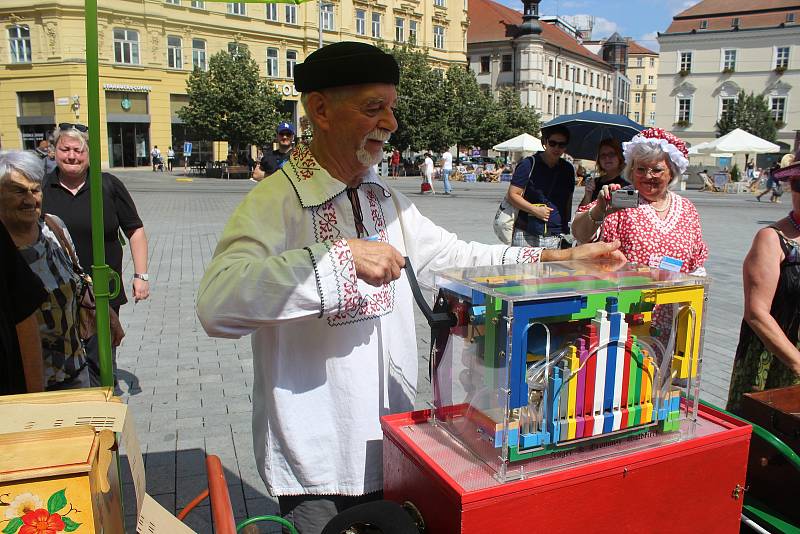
109, 169, 786, 531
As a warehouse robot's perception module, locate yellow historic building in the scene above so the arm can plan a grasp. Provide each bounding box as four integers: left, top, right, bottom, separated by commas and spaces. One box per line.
626, 40, 659, 128
0, 0, 468, 167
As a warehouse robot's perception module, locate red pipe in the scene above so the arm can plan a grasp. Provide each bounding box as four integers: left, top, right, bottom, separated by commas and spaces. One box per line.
177, 489, 209, 521
206, 455, 237, 534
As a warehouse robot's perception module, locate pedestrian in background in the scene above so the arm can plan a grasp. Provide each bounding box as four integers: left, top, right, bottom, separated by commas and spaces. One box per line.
421, 152, 435, 194
441, 149, 453, 194
167, 146, 175, 171
252, 122, 295, 182
150, 145, 161, 171
391, 148, 401, 178
43, 123, 149, 388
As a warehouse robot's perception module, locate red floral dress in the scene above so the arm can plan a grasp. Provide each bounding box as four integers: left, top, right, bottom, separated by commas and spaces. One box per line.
579, 192, 709, 274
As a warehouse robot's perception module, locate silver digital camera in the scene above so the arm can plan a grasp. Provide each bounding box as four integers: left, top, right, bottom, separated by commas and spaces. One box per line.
611, 189, 639, 209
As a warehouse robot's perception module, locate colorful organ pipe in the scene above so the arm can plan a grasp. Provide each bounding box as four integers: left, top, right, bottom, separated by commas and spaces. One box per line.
429, 261, 707, 477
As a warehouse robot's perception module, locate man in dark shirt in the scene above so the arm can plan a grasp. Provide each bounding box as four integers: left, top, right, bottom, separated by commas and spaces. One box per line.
252, 122, 295, 182
1, 221, 47, 394
508, 125, 576, 248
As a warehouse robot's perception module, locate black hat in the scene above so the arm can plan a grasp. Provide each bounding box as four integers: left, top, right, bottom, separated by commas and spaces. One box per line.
294, 42, 400, 92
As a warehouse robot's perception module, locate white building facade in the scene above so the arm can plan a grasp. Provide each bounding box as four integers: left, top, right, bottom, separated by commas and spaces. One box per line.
467, 0, 614, 123
656, 1, 799, 159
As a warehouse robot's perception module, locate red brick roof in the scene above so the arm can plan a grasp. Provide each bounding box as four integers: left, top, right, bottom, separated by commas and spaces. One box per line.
665, 0, 799, 33
627, 41, 657, 55
467, 0, 607, 65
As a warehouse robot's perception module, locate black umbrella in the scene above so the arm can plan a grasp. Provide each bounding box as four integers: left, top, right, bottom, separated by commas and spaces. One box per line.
543, 111, 645, 160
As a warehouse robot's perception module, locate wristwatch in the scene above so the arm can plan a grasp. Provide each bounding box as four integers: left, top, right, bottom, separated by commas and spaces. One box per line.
134, 273, 149, 281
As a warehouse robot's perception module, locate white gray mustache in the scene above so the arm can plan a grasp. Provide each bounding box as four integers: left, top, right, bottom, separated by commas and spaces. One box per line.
365, 129, 390, 143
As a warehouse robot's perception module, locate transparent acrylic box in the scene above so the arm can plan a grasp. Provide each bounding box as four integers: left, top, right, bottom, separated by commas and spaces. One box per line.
429, 260, 708, 482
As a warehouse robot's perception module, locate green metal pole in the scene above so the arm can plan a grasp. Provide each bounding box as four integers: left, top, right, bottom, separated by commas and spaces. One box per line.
84, 0, 118, 387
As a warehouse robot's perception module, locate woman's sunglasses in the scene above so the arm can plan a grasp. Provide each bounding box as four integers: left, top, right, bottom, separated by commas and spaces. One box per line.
58, 123, 89, 132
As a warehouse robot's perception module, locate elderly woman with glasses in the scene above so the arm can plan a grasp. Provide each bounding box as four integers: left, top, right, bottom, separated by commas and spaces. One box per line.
572, 128, 708, 276
726, 154, 800, 414
0, 150, 91, 389
42, 123, 147, 387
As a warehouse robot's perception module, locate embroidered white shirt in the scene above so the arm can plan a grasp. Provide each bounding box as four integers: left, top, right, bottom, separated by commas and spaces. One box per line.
197, 142, 542, 496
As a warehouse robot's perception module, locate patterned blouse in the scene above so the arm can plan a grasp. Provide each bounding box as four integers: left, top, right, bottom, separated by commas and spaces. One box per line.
17, 217, 86, 387
579, 192, 709, 275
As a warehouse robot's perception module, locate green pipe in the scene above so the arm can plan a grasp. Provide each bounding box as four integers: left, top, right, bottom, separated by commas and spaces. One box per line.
84, 0, 117, 387
236, 515, 299, 533
699, 399, 800, 472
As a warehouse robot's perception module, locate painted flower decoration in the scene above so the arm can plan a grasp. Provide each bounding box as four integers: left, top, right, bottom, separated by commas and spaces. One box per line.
4, 494, 43, 520
19, 509, 64, 534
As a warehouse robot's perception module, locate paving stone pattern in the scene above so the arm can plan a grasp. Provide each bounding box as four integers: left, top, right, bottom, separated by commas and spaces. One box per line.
109, 170, 786, 532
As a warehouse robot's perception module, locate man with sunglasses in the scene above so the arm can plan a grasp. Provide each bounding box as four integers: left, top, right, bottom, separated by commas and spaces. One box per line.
506, 124, 576, 248
252, 122, 295, 182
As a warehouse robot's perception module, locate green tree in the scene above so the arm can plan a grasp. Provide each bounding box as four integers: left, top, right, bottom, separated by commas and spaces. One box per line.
387, 44, 453, 152
715, 90, 777, 142
179, 44, 286, 160
478, 88, 541, 148
445, 65, 493, 152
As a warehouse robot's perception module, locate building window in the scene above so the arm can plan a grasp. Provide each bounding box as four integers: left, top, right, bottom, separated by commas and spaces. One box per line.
433, 25, 444, 49
677, 98, 691, 122
166, 0, 180, 5
285, 4, 297, 24
771, 97, 786, 122
649, 111, 656, 125
699, 20, 707, 29
548, 59, 553, 76
113, 28, 139, 64
286, 50, 297, 79
590, 72, 594, 86
635, 74, 641, 84
480, 55, 490, 73
265, 3, 278, 21
720, 97, 736, 119
355, 10, 366, 35
321, 3, 334, 30
651, 92, 656, 103
787, 13, 795, 23
434, 0, 445, 6
723, 49, 736, 71
679, 51, 692, 73
731, 17, 739, 27
372, 13, 381, 38
564, 97, 569, 114
228, 41, 247, 57
191, 0, 205, 7
192, 39, 206, 70
636, 57, 643, 67
634, 92, 641, 103
228, 2, 246, 16
650, 57, 655, 67
556, 95, 560, 114
547, 94, 552, 114
501, 54, 512, 72
8, 25, 31, 64
266, 48, 278, 77
409, 20, 418, 44
776, 46, 790, 69
395, 18, 404, 42
647, 75, 654, 85
167, 36, 182, 69
583, 69, 587, 84
634, 111, 640, 122
557, 62, 562, 78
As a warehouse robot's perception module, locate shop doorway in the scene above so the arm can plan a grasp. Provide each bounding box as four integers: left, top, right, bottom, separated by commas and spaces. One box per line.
107, 122, 150, 167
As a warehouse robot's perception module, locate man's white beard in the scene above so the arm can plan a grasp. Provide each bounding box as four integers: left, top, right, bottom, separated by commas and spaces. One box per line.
357, 129, 390, 167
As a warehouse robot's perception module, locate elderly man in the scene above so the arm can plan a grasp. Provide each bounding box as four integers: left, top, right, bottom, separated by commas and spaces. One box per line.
197, 42, 622, 533
252, 122, 296, 182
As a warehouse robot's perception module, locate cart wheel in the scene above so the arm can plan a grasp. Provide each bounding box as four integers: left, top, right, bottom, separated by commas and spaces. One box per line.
321, 500, 421, 534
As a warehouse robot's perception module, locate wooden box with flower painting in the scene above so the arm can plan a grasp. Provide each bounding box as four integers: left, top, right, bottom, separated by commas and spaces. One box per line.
0, 420, 123, 533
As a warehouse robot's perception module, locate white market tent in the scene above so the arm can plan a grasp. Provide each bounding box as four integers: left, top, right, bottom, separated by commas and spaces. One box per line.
696, 128, 780, 155
493, 133, 544, 153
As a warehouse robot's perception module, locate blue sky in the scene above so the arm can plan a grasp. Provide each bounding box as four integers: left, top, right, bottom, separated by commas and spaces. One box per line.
496, 0, 703, 50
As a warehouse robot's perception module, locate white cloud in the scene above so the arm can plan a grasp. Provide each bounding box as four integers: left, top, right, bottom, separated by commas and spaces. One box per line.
590, 16, 620, 39
638, 31, 660, 52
